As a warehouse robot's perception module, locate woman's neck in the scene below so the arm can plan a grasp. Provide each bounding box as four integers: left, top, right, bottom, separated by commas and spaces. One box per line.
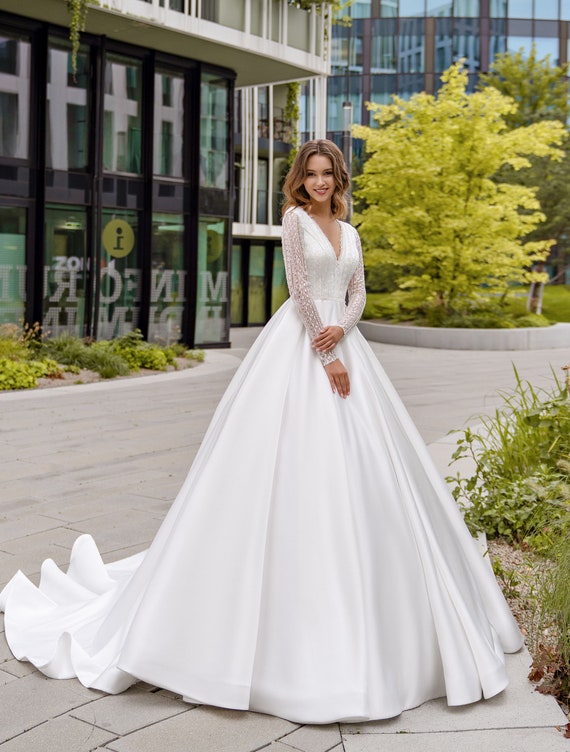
307, 203, 333, 220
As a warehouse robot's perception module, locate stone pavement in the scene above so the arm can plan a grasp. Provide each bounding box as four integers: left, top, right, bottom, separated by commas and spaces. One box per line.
0, 327, 568, 752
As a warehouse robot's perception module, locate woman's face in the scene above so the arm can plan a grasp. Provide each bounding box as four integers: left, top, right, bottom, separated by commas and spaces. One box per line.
303, 154, 335, 209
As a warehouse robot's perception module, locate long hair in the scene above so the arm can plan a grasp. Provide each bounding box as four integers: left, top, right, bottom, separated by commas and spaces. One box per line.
281, 139, 350, 220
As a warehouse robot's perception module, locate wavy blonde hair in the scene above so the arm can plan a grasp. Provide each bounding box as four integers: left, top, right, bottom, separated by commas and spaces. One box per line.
281, 139, 350, 220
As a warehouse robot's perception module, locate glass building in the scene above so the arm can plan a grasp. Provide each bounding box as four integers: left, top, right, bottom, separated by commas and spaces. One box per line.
0, 0, 329, 346
324, 0, 570, 144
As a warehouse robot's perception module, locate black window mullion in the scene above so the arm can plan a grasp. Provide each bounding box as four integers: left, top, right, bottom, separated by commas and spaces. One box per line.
138, 50, 155, 341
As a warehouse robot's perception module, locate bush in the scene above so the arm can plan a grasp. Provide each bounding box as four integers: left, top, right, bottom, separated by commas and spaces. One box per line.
514, 313, 551, 328
0, 358, 38, 390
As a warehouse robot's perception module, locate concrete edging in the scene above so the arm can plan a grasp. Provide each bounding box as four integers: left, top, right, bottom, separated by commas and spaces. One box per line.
358, 320, 570, 351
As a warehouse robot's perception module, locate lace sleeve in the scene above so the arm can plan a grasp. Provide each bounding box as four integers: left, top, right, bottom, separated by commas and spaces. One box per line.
339, 229, 366, 336
282, 210, 338, 367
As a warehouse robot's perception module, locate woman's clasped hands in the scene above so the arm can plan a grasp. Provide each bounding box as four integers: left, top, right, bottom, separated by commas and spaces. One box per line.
312, 325, 350, 399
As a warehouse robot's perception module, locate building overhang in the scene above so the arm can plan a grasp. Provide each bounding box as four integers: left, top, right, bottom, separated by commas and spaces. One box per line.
0, 0, 330, 87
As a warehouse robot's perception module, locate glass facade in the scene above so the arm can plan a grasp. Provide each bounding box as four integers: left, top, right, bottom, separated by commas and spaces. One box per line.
325, 0, 570, 140
0, 16, 234, 347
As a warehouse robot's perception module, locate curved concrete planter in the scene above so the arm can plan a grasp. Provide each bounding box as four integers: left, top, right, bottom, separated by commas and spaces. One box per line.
358, 320, 570, 351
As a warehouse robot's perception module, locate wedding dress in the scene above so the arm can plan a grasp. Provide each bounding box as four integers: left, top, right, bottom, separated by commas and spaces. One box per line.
0, 207, 523, 724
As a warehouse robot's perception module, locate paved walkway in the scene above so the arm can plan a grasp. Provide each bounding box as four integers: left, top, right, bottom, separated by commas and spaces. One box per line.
0, 327, 568, 751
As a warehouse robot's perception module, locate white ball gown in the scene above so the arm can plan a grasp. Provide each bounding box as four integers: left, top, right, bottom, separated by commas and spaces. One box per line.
0, 206, 523, 724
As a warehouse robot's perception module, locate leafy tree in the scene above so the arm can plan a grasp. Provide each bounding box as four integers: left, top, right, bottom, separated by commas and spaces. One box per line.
352, 63, 565, 319
480, 45, 570, 278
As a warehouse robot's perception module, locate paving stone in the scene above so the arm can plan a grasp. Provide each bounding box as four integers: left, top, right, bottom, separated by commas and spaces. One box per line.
342, 727, 570, 752
104, 706, 297, 752
71, 687, 189, 735
0, 714, 116, 752
0, 514, 63, 544
279, 724, 342, 751
68, 509, 162, 553
2, 658, 39, 678
0, 672, 100, 743
342, 650, 566, 736
0, 668, 18, 686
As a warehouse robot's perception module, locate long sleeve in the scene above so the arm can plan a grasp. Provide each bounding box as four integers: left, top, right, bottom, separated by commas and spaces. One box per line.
338, 230, 366, 336
281, 210, 338, 367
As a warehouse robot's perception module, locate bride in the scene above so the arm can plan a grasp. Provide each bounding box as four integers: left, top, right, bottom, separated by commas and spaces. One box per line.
0, 139, 523, 724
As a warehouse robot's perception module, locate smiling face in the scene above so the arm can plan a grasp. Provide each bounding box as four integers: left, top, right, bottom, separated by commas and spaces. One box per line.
303, 154, 335, 210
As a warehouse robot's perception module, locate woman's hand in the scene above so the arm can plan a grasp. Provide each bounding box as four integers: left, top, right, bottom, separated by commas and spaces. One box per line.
312, 325, 344, 353
324, 359, 350, 399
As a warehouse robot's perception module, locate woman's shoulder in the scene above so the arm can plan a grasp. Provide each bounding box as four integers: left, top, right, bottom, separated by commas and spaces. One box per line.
341, 220, 360, 239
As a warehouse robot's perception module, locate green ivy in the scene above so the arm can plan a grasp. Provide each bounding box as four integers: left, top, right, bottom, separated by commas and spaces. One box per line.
65, 0, 93, 75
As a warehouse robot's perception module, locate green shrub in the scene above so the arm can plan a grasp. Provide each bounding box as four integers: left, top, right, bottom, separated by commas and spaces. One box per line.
0, 358, 38, 390
84, 343, 130, 379
41, 333, 90, 368
514, 313, 551, 328
184, 349, 205, 363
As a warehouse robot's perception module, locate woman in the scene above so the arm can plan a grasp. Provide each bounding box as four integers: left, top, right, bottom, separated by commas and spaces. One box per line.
0, 140, 522, 724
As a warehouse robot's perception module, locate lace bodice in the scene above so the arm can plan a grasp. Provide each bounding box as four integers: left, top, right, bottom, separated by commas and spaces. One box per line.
281, 206, 366, 366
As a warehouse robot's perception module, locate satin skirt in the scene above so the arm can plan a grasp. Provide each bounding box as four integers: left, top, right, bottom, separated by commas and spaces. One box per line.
0, 298, 523, 724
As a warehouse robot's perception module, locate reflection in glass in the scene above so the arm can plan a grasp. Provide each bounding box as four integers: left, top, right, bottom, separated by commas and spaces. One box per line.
0, 33, 31, 159
43, 206, 88, 337
427, 0, 452, 15
271, 245, 288, 314
490, 0, 507, 16
349, 0, 372, 17
381, 0, 398, 17
195, 216, 228, 344
533, 37, 559, 63
257, 159, 268, 224
537, 0, 559, 19
369, 75, 397, 109
231, 243, 243, 325
399, 19, 425, 73
489, 20, 507, 64
154, 70, 184, 177
507, 0, 532, 17
349, 21, 364, 72
200, 73, 229, 189
149, 213, 186, 343
98, 210, 140, 339
103, 55, 142, 174
435, 19, 452, 72
454, 0, 480, 15
331, 28, 349, 73
0, 206, 26, 326
455, 18, 480, 72
399, 0, 425, 15
563, 0, 570, 20
371, 20, 397, 73
248, 245, 266, 324
47, 42, 89, 171
507, 36, 532, 55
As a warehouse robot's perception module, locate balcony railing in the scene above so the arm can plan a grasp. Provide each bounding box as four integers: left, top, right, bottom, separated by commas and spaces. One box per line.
116, 0, 329, 58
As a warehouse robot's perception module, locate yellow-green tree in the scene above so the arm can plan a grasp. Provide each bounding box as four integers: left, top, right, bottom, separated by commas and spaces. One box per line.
353, 63, 566, 318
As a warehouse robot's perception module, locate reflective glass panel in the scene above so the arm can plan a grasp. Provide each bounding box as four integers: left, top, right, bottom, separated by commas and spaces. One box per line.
0, 206, 26, 325
257, 159, 268, 224
271, 244, 288, 314
349, 21, 364, 72
507, 36, 532, 54
507, 0, 532, 17
231, 243, 243, 325
535, 0, 558, 19
533, 37, 559, 63
331, 28, 349, 73
0, 32, 31, 159
562, 0, 570, 19
47, 41, 89, 171
400, 0, 426, 14
399, 19, 425, 73
455, 18, 480, 72
489, 19, 507, 64
200, 73, 229, 189
490, 0, 507, 15
454, 0, 480, 15
327, 76, 346, 131
153, 69, 184, 178
195, 216, 229, 344
103, 55, 142, 174
98, 210, 140, 338
149, 212, 185, 343
371, 20, 397, 73
350, 0, 372, 17
428, 0, 452, 15
369, 75, 397, 109
435, 19, 453, 72
43, 205, 88, 337
248, 245, 266, 324
381, 0, 398, 17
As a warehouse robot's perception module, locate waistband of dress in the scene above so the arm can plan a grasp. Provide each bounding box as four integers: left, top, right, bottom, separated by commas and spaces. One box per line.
313, 297, 346, 304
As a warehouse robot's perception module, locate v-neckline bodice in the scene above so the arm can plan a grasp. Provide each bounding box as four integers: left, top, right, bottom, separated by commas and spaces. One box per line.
302, 209, 343, 261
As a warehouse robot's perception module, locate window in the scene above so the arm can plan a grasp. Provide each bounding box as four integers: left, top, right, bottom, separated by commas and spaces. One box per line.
0, 206, 26, 326
103, 55, 142, 174
200, 73, 229, 189
47, 41, 90, 171
0, 32, 31, 159
149, 212, 186, 343
195, 216, 228, 344
154, 70, 184, 177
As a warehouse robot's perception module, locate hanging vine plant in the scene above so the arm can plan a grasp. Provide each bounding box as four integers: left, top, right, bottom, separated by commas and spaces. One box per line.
284, 81, 301, 166
66, 0, 92, 75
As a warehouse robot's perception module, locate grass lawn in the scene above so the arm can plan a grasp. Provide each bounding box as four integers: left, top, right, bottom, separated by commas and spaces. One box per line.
363, 285, 570, 323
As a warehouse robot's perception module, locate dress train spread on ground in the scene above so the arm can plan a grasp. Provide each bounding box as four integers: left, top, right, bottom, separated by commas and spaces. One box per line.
0, 207, 523, 724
